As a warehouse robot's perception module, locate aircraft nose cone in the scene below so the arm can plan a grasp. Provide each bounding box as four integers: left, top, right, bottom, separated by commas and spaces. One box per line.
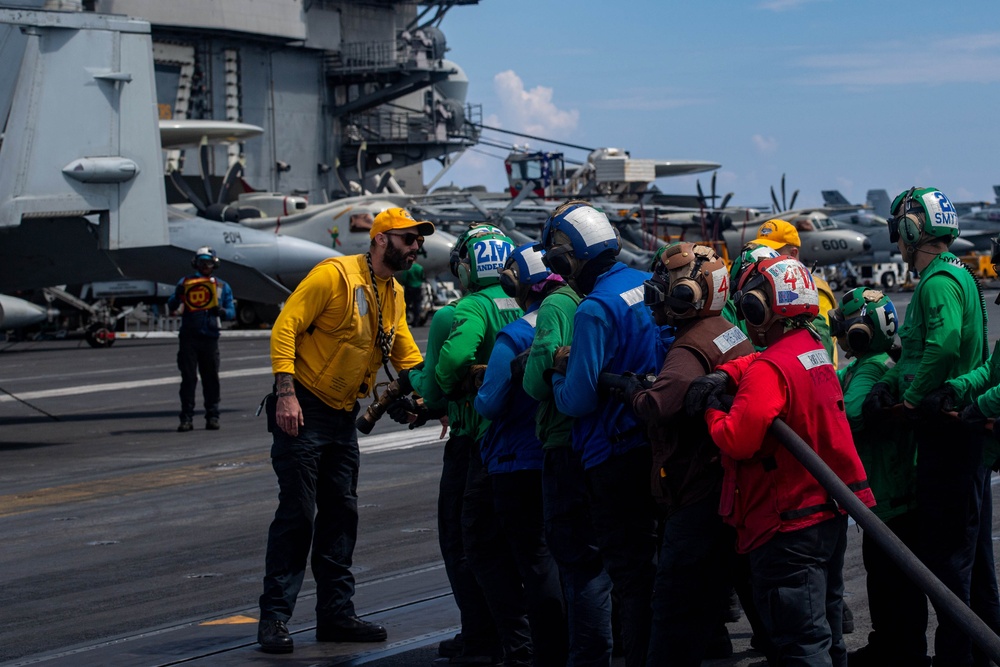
274, 234, 339, 287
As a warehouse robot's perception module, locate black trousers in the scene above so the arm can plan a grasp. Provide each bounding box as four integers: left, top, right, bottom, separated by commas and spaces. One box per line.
494, 469, 568, 666
861, 510, 929, 663
259, 387, 360, 624
463, 441, 531, 665
177, 333, 220, 421
438, 434, 499, 657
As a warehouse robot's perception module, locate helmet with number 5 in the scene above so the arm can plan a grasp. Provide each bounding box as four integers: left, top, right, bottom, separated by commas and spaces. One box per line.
829, 287, 898, 356
733, 256, 819, 346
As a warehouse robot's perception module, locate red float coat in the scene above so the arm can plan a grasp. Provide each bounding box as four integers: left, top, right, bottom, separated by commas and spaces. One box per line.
706, 328, 875, 553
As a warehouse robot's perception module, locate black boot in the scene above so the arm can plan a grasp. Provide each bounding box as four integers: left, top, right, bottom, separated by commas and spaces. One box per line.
257, 619, 293, 654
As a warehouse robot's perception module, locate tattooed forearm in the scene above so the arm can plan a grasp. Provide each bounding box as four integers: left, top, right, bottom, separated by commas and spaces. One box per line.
275, 373, 296, 397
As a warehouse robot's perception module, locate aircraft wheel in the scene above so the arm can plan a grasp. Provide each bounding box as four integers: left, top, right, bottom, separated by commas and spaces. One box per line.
881, 272, 897, 291
236, 302, 259, 327
85, 322, 116, 348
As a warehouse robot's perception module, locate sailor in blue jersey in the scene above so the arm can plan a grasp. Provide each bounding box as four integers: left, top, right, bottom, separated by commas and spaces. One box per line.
167, 246, 235, 431
540, 201, 666, 667
474, 244, 568, 666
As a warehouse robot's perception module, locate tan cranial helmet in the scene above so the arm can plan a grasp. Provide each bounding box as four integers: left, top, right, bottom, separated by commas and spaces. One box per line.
643, 242, 729, 323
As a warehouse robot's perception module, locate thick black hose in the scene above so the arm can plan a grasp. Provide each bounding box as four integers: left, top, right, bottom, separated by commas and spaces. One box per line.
769, 418, 1000, 662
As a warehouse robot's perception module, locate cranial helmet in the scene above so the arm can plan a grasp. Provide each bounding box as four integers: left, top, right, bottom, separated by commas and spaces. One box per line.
829, 287, 898, 356
449, 224, 503, 278
733, 256, 820, 346
644, 242, 728, 324
728, 242, 780, 297
500, 243, 553, 308
455, 230, 515, 290
888, 187, 959, 247
191, 246, 220, 270
540, 202, 620, 280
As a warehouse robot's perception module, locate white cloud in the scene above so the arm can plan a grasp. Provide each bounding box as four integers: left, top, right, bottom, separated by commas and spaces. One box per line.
492, 70, 579, 137
797, 32, 1000, 86
752, 134, 779, 155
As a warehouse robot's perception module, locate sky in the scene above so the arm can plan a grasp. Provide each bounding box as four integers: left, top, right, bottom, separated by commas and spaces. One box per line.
430, 0, 1000, 211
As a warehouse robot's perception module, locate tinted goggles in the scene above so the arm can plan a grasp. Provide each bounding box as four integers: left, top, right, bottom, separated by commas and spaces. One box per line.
887, 216, 901, 244
643, 278, 668, 308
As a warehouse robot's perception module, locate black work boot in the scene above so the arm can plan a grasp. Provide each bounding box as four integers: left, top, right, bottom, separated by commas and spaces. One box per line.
257, 619, 293, 654
206, 418, 220, 430
316, 615, 387, 643
177, 421, 193, 432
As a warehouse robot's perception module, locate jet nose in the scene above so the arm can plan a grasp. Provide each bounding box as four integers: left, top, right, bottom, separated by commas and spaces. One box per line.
274, 234, 339, 287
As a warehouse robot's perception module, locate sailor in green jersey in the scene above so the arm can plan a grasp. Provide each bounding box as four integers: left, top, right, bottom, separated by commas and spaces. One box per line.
434, 228, 531, 666
521, 248, 614, 666
831, 288, 927, 666
389, 298, 499, 662
863, 187, 992, 667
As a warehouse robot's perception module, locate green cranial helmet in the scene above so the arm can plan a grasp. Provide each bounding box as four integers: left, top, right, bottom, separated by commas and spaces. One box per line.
456, 231, 515, 290
728, 242, 780, 298
830, 287, 899, 356
889, 187, 959, 242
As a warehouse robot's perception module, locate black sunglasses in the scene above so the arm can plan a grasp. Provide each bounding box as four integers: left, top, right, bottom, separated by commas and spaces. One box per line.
384, 231, 424, 247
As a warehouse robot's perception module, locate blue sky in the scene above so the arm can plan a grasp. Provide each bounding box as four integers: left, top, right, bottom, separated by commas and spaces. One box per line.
434, 0, 1000, 210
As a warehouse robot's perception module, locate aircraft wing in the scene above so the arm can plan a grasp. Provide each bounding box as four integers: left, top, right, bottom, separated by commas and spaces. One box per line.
653, 161, 721, 178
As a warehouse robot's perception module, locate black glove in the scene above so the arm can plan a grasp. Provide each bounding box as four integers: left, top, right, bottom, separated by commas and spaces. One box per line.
386, 395, 420, 425
959, 401, 988, 431
684, 371, 729, 418
542, 346, 572, 387
920, 386, 956, 415
396, 367, 416, 395
510, 349, 531, 381
605, 372, 649, 404
862, 382, 896, 423
706, 392, 735, 413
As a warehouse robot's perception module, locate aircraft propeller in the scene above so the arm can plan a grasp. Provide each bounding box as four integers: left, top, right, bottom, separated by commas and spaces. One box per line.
770, 173, 799, 213
168, 138, 257, 223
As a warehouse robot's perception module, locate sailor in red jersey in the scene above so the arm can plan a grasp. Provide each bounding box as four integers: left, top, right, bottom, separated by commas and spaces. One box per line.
686, 255, 875, 667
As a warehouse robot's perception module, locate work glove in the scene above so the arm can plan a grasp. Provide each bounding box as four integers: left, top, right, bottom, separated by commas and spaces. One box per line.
542, 346, 571, 387
920, 386, 956, 416
461, 364, 488, 395
552, 346, 571, 375
386, 395, 429, 430
706, 392, 735, 413
862, 382, 896, 423
684, 371, 729, 418
604, 372, 651, 404
396, 366, 418, 395
959, 401, 989, 432
510, 349, 531, 381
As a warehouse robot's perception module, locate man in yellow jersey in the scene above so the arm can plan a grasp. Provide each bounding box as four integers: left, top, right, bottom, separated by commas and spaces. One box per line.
257, 208, 430, 654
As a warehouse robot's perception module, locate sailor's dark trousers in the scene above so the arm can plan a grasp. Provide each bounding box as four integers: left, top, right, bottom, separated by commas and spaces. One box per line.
259, 386, 360, 624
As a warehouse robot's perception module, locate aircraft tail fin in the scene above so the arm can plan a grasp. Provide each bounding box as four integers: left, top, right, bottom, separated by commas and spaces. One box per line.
821, 190, 852, 207
867, 189, 891, 218
993, 185, 1000, 204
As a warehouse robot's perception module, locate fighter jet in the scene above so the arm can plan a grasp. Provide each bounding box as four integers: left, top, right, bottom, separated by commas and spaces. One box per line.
0, 10, 338, 330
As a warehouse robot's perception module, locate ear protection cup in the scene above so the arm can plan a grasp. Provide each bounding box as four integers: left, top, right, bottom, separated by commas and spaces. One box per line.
737, 289, 770, 327
457, 262, 471, 290
899, 213, 923, 246
499, 265, 518, 299
668, 278, 701, 311
846, 321, 874, 355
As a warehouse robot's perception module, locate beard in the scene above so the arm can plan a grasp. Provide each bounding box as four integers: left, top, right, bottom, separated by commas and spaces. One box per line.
383, 240, 416, 272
